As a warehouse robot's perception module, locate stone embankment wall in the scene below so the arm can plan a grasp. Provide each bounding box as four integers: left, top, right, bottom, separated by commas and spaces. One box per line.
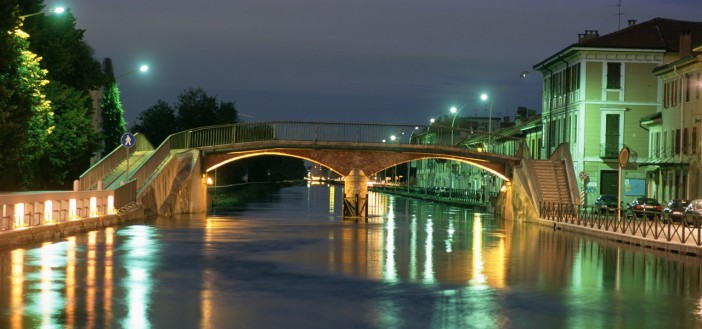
0, 205, 145, 250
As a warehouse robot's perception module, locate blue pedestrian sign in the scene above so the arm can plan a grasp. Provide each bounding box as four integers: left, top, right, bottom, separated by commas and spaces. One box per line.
121, 132, 136, 148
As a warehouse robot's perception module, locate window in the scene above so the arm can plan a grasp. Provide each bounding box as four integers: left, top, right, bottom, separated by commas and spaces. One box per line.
686, 74, 691, 103
672, 80, 677, 107
606, 62, 622, 89
664, 82, 669, 108
697, 72, 700, 101
693, 127, 698, 154
683, 128, 689, 154
663, 131, 668, 157
675, 129, 681, 155
604, 113, 620, 157
650, 131, 657, 158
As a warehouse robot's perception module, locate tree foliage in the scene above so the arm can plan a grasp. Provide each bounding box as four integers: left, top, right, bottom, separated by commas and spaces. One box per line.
133, 87, 239, 146
132, 100, 177, 147
9, 1, 106, 189
0, 0, 30, 188
100, 58, 126, 154
37, 82, 101, 188
0, 2, 57, 189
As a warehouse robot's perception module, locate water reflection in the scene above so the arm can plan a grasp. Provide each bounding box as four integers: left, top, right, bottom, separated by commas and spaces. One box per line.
325, 192, 508, 286
120, 225, 158, 329
1, 185, 702, 328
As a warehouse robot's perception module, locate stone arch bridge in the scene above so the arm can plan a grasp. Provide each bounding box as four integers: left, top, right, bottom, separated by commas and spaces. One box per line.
79, 122, 579, 220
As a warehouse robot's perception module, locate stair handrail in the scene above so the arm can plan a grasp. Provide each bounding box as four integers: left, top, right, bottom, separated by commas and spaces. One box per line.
78, 133, 154, 190
548, 143, 581, 206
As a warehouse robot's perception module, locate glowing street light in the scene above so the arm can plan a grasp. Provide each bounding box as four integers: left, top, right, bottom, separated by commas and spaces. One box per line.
117, 63, 151, 79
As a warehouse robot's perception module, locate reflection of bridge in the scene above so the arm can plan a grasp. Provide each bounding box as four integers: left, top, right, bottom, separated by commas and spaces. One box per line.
79, 121, 579, 219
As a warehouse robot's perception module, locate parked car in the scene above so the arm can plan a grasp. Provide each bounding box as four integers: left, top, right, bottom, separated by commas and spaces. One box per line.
684, 199, 702, 227
594, 194, 619, 214
626, 197, 662, 219
663, 199, 689, 222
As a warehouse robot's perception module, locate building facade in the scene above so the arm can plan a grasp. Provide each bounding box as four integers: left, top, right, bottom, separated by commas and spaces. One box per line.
643, 39, 702, 201
533, 18, 702, 206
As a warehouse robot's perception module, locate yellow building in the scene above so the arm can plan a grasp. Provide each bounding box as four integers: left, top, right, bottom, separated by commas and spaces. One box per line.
643, 35, 702, 201
533, 18, 702, 206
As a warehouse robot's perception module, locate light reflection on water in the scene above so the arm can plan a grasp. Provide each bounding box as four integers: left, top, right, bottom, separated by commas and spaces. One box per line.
1, 185, 702, 328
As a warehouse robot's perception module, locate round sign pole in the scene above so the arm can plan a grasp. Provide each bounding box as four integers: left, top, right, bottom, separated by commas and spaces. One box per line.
617, 147, 630, 221
121, 133, 136, 183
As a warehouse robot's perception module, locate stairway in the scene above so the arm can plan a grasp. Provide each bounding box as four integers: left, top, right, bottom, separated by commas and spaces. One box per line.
531, 160, 572, 205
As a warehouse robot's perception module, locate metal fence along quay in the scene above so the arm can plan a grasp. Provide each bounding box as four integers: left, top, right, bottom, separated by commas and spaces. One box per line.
540, 201, 702, 249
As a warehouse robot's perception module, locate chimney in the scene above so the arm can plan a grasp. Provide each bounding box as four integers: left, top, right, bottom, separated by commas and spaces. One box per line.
680, 30, 692, 58
628, 20, 637, 27
578, 30, 599, 43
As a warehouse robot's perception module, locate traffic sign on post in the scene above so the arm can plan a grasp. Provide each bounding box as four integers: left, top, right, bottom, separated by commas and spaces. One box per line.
121, 132, 135, 148
121, 132, 135, 185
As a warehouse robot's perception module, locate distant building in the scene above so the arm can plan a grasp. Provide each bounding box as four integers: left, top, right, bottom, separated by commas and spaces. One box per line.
412, 112, 524, 195
533, 18, 702, 205
643, 34, 702, 200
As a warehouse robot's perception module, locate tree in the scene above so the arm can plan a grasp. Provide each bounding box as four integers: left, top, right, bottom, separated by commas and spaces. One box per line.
132, 100, 177, 146
0, 4, 55, 190
17, 2, 105, 189
37, 81, 100, 188
0, 0, 31, 189
175, 87, 239, 130
100, 57, 126, 154
133, 88, 240, 146
14, 31, 54, 188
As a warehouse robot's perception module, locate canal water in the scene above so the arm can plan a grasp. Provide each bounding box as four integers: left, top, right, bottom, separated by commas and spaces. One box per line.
1, 184, 702, 329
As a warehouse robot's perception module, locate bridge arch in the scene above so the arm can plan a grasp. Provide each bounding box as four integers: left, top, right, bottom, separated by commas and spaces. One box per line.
203, 147, 515, 181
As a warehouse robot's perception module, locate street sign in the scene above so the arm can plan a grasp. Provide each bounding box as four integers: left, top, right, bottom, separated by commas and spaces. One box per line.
579, 171, 589, 181
121, 132, 135, 148
618, 147, 629, 168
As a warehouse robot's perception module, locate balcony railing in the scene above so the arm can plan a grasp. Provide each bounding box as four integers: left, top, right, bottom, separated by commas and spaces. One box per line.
599, 143, 621, 158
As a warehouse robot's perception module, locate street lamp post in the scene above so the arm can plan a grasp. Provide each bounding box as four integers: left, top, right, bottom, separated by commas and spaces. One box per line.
480, 93, 495, 152
19, 6, 65, 19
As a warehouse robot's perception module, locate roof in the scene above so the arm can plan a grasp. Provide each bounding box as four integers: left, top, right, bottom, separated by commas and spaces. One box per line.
578, 18, 702, 50
534, 18, 702, 69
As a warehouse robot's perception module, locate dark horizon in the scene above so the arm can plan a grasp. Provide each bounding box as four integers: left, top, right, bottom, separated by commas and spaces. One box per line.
69, 0, 702, 126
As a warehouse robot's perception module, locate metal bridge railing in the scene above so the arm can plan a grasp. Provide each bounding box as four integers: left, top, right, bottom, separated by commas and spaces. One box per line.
164, 121, 523, 156
540, 201, 702, 246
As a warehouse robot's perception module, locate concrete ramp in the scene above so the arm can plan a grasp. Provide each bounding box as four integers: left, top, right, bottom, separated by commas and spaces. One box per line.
103, 151, 155, 189
137, 150, 207, 216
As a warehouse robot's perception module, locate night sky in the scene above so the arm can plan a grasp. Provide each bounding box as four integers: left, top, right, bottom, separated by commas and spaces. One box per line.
66, 0, 702, 126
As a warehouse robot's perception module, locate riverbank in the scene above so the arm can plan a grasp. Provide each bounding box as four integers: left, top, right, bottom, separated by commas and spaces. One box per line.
371, 185, 494, 211
0, 203, 146, 251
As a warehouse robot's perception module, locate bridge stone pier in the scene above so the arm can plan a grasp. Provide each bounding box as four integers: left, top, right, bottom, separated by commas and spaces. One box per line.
343, 169, 368, 218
